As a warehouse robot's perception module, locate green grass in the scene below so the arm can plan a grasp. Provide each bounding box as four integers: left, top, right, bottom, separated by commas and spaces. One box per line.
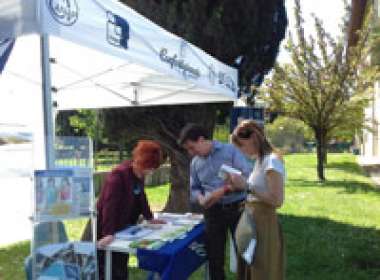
214, 124, 230, 143
1, 153, 380, 279
0, 241, 30, 279
145, 184, 170, 211
280, 153, 380, 280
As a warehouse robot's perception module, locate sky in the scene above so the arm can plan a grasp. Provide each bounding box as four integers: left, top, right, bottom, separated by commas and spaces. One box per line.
278, 0, 346, 63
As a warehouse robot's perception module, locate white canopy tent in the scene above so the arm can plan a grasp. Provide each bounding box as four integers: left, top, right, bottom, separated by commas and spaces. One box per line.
0, 0, 238, 168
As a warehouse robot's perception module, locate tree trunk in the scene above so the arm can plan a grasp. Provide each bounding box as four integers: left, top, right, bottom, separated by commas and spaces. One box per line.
347, 0, 368, 48
315, 129, 326, 181
323, 146, 328, 164
102, 104, 226, 213
163, 105, 218, 213
163, 151, 190, 213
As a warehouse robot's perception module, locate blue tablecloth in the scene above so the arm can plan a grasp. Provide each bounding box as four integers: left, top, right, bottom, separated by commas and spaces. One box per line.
136, 223, 207, 280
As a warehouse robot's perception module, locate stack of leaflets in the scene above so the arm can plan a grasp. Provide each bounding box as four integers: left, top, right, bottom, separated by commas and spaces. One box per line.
155, 212, 203, 225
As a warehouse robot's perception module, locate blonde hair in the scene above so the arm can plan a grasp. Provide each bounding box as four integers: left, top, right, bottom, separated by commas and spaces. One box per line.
231, 120, 280, 162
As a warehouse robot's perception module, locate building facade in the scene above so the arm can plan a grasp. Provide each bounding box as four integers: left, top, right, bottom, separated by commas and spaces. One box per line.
360, 0, 380, 163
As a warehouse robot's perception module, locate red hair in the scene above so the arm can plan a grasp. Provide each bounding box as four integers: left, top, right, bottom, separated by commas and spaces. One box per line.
132, 140, 162, 170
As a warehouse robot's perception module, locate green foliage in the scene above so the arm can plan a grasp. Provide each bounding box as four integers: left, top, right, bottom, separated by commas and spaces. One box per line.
371, 23, 380, 65
266, 116, 313, 152
56, 109, 107, 149
262, 0, 379, 180
213, 123, 230, 143
69, 110, 101, 139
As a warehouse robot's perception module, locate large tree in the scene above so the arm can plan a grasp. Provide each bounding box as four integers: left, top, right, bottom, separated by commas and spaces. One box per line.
102, 104, 225, 212
263, 0, 377, 181
58, 1, 287, 211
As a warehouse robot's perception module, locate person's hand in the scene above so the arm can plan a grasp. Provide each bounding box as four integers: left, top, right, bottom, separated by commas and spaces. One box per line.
198, 188, 226, 209
229, 174, 248, 191
97, 235, 114, 248
198, 194, 207, 207
148, 218, 167, 224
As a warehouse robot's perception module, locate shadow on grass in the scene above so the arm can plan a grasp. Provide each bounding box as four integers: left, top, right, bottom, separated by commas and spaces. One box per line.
326, 161, 367, 176
289, 178, 380, 194
280, 214, 380, 279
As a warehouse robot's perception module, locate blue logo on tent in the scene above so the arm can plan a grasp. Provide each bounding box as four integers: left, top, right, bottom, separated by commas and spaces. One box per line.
106, 12, 130, 49
47, 0, 79, 26
0, 39, 15, 74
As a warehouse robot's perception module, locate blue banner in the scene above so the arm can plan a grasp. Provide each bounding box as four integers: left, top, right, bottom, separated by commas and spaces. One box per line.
230, 106, 264, 132
0, 39, 15, 74
137, 223, 207, 280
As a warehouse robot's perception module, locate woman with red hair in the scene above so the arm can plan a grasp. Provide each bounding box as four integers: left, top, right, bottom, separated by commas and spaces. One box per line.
96, 140, 164, 280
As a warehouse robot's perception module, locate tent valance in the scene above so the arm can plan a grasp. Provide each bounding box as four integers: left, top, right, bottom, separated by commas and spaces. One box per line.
0, 0, 238, 110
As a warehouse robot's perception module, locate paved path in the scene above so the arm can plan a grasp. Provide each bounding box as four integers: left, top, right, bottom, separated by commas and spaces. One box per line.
368, 172, 380, 189
0, 144, 33, 246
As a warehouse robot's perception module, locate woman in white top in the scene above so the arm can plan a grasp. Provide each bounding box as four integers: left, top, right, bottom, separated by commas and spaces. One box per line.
229, 120, 285, 280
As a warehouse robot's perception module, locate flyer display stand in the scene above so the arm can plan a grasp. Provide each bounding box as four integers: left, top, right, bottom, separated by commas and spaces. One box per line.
55, 136, 93, 169
31, 137, 97, 280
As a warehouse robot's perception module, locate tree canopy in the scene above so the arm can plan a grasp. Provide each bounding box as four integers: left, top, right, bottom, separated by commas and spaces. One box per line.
262, 0, 378, 181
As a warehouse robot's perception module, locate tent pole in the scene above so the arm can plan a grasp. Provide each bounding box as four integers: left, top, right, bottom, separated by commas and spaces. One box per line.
40, 34, 55, 169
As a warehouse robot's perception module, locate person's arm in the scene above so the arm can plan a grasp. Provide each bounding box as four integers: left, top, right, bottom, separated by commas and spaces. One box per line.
227, 147, 252, 191
140, 186, 153, 220
97, 174, 123, 247
259, 170, 284, 207
229, 174, 248, 191
232, 146, 252, 179
229, 170, 283, 207
190, 160, 204, 204
200, 146, 249, 208
199, 185, 232, 209
189, 161, 223, 209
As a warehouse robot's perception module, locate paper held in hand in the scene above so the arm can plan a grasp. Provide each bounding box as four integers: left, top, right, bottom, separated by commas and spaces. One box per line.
218, 164, 242, 180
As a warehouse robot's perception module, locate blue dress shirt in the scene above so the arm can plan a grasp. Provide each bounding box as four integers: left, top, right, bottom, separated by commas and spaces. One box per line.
190, 141, 252, 205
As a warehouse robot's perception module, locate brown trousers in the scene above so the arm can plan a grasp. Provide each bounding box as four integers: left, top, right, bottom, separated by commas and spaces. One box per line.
237, 201, 285, 280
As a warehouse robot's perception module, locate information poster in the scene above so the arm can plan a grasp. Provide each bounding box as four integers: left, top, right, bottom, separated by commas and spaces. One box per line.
34, 168, 93, 221
35, 169, 76, 221
55, 136, 92, 168
72, 168, 92, 215
35, 242, 96, 280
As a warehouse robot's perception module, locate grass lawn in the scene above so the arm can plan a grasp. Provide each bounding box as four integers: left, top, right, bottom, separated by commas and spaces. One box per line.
1, 153, 380, 279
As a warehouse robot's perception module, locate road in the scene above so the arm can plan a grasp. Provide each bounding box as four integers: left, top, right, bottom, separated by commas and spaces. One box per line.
0, 144, 33, 246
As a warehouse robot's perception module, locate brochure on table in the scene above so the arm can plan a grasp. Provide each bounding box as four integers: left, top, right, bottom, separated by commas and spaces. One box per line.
113, 213, 204, 251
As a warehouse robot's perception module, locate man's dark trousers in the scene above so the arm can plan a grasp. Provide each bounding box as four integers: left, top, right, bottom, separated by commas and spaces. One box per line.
204, 201, 243, 280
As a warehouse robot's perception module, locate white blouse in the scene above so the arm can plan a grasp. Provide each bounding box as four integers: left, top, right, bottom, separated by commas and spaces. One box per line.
247, 153, 285, 202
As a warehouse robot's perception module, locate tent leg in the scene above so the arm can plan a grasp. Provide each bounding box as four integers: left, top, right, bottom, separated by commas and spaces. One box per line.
40, 34, 55, 169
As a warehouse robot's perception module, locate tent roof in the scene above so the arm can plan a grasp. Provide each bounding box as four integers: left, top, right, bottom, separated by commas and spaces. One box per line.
0, 0, 238, 110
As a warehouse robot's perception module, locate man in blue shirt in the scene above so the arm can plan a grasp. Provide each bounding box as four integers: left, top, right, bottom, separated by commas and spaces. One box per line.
179, 123, 251, 280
